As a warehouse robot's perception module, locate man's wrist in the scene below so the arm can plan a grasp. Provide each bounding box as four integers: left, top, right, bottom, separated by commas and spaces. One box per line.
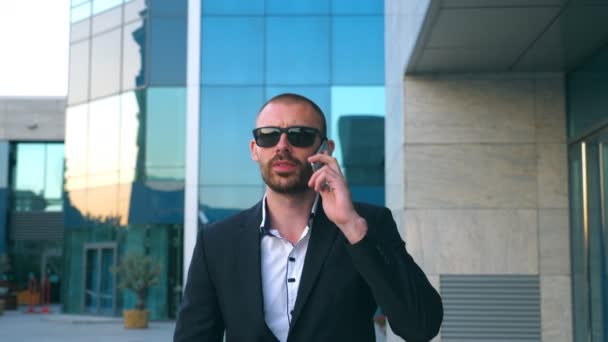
339, 216, 368, 244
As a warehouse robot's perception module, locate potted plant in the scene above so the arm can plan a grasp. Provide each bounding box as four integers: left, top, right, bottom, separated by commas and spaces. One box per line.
111, 252, 161, 329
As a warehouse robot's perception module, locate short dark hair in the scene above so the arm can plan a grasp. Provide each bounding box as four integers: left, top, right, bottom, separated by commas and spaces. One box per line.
257, 93, 327, 137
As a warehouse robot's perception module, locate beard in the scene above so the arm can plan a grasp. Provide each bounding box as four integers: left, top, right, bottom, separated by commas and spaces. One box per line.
260, 154, 313, 194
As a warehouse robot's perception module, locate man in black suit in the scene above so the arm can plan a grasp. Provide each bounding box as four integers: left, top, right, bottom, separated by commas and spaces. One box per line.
174, 93, 443, 342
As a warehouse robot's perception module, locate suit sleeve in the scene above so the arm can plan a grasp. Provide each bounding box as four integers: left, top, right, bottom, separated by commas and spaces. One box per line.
346, 207, 443, 342
174, 226, 225, 342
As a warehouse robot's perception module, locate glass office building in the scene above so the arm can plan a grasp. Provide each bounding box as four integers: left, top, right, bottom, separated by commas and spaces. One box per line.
64, 0, 385, 319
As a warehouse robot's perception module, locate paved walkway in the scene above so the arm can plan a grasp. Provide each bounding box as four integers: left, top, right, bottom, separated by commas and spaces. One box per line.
0, 306, 175, 342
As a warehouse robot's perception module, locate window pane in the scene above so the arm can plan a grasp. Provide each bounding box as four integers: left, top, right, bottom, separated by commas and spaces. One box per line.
265, 17, 330, 85
120, 91, 144, 183
71, 1, 92, 23
92, 0, 122, 15
201, 17, 264, 85
13, 144, 45, 210
124, 0, 147, 23
332, 16, 384, 85
149, 18, 187, 86
122, 19, 147, 91
92, 4, 122, 35
266, 0, 328, 14
332, 0, 383, 14
146, 88, 186, 180
70, 18, 90, 43
200, 186, 264, 220
265, 86, 331, 128
44, 144, 65, 211
148, 0, 186, 17
88, 95, 120, 181
202, 0, 263, 15
65, 104, 89, 182
200, 87, 263, 186
91, 28, 121, 99
68, 40, 90, 105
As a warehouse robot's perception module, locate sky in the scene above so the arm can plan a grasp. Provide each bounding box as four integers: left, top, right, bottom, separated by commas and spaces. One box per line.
0, 1, 70, 97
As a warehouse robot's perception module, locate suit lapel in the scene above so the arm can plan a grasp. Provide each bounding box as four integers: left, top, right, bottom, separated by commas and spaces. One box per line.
289, 204, 339, 329
236, 201, 278, 340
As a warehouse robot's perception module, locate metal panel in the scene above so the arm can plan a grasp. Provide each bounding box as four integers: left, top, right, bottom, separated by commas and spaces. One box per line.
9, 212, 64, 242
440, 275, 541, 341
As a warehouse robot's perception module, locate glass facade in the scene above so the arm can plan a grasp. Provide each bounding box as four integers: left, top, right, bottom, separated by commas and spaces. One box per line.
568, 43, 608, 341
65, 0, 385, 320
199, 0, 386, 222
64, 0, 186, 319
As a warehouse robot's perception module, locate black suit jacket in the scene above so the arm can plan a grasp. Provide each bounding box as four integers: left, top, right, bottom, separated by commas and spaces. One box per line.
174, 200, 443, 342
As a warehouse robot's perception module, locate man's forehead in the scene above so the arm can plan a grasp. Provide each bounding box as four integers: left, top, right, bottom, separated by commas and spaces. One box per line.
256, 101, 321, 127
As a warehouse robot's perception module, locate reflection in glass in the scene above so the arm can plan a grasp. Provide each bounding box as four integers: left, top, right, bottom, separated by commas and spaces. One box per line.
332, 17, 384, 85
85, 248, 99, 312
12, 143, 65, 212
71, 1, 92, 23
199, 186, 264, 221
122, 19, 146, 91
92, 0, 122, 15
92, 4, 122, 35
70, 18, 90, 43
266, 0, 328, 14
88, 95, 120, 181
200, 87, 263, 186
202, 0, 263, 15
65, 104, 89, 181
90, 28, 121, 99
100, 248, 115, 315
120, 91, 144, 184
148, 0, 187, 16
124, 0, 147, 23
265, 17, 330, 85
146, 88, 186, 181
332, 0, 383, 14
149, 18, 187, 86
201, 17, 264, 85
68, 40, 90, 105
265, 86, 331, 124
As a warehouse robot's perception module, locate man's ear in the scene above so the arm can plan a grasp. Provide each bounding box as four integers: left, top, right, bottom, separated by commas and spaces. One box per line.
250, 139, 259, 161
328, 139, 336, 156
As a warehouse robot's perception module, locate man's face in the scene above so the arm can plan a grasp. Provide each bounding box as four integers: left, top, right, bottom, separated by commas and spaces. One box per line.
250, 101, 326, 194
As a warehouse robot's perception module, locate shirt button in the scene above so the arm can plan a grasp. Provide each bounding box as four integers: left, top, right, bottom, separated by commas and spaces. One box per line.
288, 257, 295, 262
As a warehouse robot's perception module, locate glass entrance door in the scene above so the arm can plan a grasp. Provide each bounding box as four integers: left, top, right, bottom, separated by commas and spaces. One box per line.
83, 243, 117, 315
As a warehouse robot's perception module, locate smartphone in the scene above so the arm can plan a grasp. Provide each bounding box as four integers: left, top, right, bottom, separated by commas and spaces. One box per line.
311, 140, 330, 172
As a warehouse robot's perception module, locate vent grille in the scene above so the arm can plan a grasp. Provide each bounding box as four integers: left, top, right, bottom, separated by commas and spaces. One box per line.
9, 211, 64, 241
440, 275, 540, 341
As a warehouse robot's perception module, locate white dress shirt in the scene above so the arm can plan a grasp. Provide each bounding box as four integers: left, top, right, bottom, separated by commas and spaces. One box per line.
259, 195, 320, 342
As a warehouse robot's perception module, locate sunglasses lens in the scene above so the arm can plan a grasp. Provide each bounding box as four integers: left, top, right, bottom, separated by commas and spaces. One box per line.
287, 128, 317, 147
254, 128, 281, 147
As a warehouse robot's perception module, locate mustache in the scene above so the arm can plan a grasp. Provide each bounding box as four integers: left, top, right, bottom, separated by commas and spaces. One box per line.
269, 154, 302, 166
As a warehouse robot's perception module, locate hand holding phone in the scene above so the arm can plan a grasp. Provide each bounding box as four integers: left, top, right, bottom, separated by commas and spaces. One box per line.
311, 140, 331, 172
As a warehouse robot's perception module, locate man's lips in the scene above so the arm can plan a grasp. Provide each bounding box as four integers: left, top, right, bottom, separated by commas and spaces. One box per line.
272, 160, 296, 172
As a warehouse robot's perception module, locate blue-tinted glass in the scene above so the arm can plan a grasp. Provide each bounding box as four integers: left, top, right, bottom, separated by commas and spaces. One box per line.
92, 4, 122, 34
332, 16, 384, 85
148, 0, 187, 16
265, 86, 331, 130
266, 0, 328, 14
120, 91, 144, 183
72, 0, 89, 6
123, 19, 147, 91
200, 87, 263, 186
202, 0, 263, 15
91, 28, 121, 99
149, 18, 187, 86
68, 40, 90, 105
266, 17, 330, 85
146, 88, 186, 181
65, 104, 89, 180
199, 186, 264, 218
93, 0, 122, 15
13, 144, 45, 211
72, 2, 91, 23
88, 96, 120, 181
44, 144, 65, 211
201, 17, 264, 85
330, 86, 385, 165
124, 0, 147, 22
332, 0, 383, 14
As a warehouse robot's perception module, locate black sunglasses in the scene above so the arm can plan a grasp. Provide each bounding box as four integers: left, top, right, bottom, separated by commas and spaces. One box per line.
252, 126, 325, 148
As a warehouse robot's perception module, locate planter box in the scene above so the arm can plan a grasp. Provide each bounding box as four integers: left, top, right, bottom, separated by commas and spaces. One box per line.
123, 309, 149, 329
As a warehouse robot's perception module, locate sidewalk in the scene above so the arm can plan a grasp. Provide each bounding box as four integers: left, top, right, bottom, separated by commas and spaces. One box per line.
0, 306, 175, 342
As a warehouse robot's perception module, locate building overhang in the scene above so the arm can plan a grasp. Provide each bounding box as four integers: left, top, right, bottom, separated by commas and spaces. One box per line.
406, 0, 608, 74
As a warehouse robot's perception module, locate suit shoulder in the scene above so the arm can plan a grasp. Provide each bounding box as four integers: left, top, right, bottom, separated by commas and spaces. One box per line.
353, 202, 391, 217
199, 201, 261, 237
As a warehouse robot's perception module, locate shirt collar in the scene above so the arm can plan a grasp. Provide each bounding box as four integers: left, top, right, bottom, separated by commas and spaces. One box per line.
259, 193, 320, 234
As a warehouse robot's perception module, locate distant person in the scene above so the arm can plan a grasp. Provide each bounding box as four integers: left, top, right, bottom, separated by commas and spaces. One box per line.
174, 93, 443, 342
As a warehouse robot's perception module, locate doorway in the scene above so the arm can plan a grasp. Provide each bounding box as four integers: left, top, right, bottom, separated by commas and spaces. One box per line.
82, 243, 117, 315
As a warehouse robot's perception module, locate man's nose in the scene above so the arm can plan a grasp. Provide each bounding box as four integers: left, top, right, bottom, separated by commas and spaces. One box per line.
275, 132, 291, 151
